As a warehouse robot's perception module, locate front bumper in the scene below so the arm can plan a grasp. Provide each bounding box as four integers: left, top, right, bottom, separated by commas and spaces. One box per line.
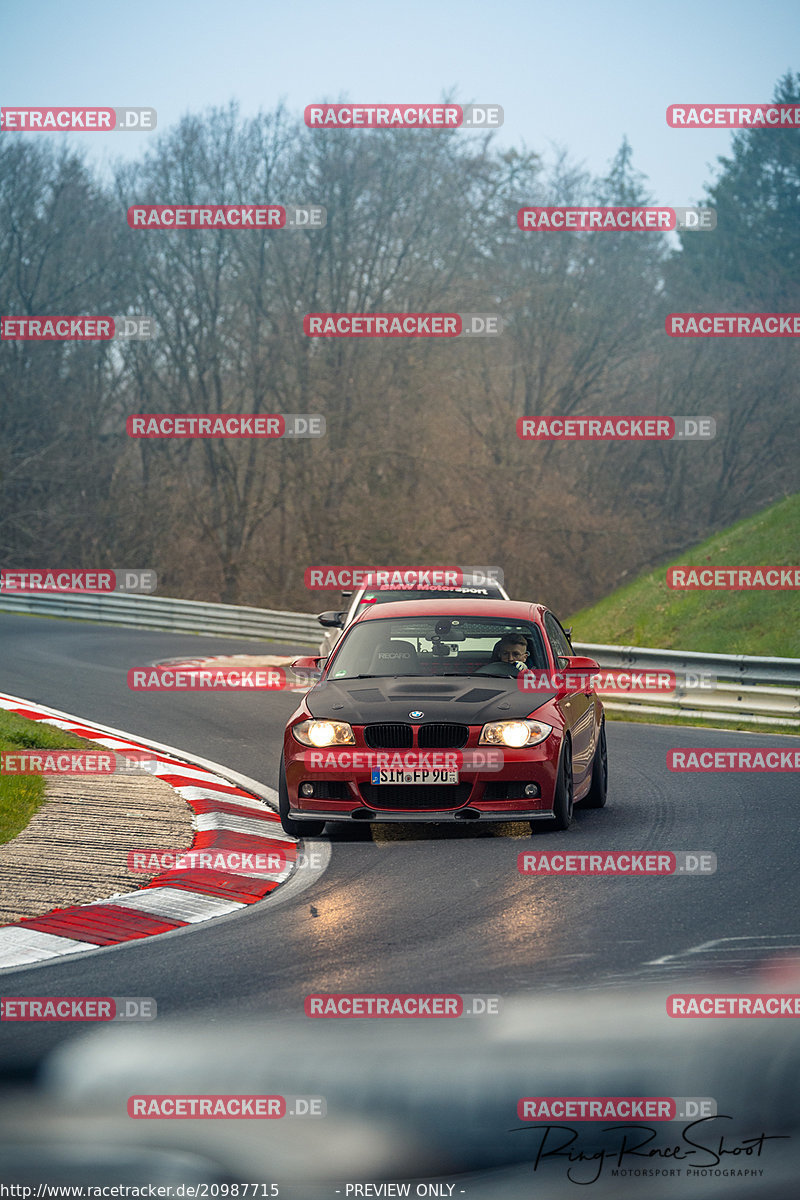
283, 739, 560, 823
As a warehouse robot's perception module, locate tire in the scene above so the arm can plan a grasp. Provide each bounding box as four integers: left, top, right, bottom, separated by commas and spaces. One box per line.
278, 756, 326, 838
532, 739, 574, 833
581, 721, 608, 809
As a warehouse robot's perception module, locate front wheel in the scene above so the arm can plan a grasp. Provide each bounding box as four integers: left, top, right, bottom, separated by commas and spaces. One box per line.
581, 721, 608, 809
278, 756, 326, 837
533, 740, 573, 832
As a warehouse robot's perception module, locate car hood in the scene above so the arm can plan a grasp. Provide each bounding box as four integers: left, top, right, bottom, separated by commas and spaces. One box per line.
306, 675, 557, 724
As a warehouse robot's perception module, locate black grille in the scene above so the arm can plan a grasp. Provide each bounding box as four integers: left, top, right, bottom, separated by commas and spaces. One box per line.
364, 724, 413, 748
418, 723, 469, 749
360, 783, 473, 809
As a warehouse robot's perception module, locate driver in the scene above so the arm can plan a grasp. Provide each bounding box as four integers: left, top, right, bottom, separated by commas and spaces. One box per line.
494, 635, 529, 668
475, 634, 531, 676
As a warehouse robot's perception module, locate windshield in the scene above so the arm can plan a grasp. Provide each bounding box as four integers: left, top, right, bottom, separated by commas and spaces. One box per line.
329, 615, 548, 678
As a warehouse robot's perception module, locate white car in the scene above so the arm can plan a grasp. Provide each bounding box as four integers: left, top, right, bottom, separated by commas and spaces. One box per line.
317, 574, 511, 658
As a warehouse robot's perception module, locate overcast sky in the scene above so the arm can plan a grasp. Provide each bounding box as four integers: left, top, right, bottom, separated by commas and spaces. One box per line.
1, 0, 797, 205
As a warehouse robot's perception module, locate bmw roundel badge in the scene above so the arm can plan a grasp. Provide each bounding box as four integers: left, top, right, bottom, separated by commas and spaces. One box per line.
409, 710, 424, 719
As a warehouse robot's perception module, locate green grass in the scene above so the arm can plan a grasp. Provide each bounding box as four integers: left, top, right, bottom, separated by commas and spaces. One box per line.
0, 711, 101, 844
569, 493, 800, 657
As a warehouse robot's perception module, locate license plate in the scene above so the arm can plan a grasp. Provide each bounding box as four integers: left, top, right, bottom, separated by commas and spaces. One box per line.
370, 769, 459, 785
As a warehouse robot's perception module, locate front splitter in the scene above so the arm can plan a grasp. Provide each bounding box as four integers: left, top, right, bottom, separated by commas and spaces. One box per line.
288, 807, 554, 823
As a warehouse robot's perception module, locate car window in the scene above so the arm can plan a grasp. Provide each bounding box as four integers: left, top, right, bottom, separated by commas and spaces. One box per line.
553, 613, 574, 651
544, 612, 573, 667
328, 616, 547, 679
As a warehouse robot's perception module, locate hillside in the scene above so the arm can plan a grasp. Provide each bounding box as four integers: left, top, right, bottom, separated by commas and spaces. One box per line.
569, 494, 800, 657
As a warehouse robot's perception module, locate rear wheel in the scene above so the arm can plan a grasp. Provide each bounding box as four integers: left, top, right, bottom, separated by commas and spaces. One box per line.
581, 721, 608, 809
278, 756, 326, 837
532, 740, 573, 832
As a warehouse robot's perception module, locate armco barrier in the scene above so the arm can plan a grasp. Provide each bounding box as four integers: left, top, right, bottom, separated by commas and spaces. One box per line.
575, 642, 800, 727
576, 641, 800, 687
1, 593, 798, 725
0, 592, 321, 645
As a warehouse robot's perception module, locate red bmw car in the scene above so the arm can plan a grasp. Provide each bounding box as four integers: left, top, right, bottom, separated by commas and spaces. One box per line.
279, 599, 607, 836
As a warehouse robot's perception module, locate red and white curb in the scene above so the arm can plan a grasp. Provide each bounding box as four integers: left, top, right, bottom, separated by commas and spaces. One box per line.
0, 692, 306, 970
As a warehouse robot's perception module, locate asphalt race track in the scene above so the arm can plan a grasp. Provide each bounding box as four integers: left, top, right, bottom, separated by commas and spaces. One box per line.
1, 611, 799, 1076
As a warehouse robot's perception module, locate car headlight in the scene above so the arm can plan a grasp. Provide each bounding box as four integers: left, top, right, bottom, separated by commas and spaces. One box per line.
479, 719, 553, 748
292, 719, 355, 747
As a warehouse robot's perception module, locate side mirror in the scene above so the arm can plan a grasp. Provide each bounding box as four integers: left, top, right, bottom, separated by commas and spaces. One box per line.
291, 655, 326, 688
317, 610, 346, 628
556, 656, 600, 696
291, 655, 326, 672
564, 655, 599, 671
